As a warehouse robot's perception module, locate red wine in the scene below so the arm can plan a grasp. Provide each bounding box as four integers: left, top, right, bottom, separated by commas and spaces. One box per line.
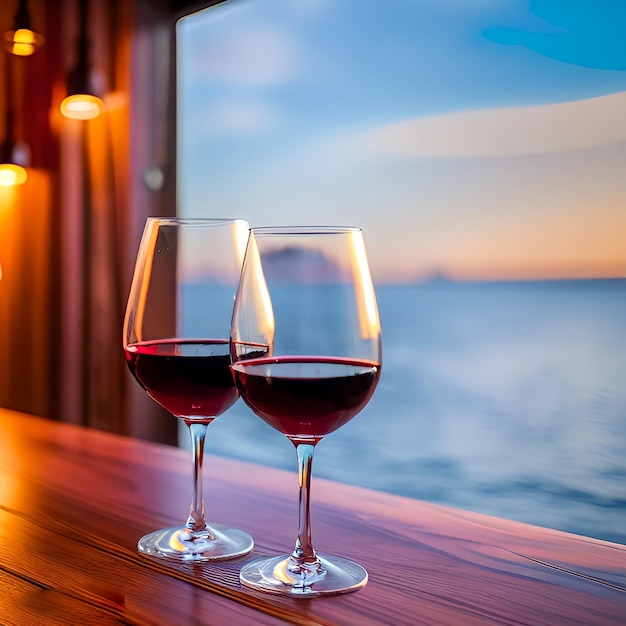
125, 339, 238, 420
231, 356, 380, 440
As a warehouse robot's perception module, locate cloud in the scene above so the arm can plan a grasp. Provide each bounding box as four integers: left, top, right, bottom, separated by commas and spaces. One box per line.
183, 25, 299, 86
359, 92, 626, 158
194, 98, 279, 135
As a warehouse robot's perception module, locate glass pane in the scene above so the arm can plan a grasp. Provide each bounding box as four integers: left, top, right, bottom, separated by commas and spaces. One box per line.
177, 1, 626, 545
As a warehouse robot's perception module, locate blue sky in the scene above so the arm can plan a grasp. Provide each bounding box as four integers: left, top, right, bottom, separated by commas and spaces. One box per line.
177, 0, 626, 282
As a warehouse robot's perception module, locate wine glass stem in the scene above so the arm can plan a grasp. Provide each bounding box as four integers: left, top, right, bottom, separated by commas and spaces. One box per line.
292, 443, 317, 563
185, 421, 209, 534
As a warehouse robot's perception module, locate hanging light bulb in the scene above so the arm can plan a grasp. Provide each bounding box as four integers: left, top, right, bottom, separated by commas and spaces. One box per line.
4, 0, 45, 56
60, 0, 104, 120
61, 93, 102, 120
0, 144, 28, 186
0, 49, 29, 186
0, 165, 26, 186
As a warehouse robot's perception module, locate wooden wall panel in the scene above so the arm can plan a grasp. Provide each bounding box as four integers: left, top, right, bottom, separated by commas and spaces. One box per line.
0, 0, 179, 443
0, 171, 53, 417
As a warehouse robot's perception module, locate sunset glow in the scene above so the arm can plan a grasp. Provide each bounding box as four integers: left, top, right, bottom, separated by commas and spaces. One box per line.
178, 0, 626, 283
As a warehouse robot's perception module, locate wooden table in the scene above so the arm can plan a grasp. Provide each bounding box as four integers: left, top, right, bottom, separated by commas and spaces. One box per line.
1, 408, 624, 625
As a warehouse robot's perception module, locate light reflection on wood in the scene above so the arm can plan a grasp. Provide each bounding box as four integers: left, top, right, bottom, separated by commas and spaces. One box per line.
0, 408, 624, 625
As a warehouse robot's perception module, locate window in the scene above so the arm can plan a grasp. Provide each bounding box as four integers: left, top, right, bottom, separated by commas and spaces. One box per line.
176, 0, 626, 544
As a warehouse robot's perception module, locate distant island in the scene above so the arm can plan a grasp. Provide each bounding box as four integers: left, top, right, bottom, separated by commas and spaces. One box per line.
262, 246, 342, 283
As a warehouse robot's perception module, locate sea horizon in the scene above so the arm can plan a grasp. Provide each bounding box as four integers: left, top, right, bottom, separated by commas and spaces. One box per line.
184, 277, 626, 545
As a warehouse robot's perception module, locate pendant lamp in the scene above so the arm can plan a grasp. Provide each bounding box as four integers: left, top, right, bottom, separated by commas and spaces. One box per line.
0, 52, 28, 186
4, 0, 45, 57
60, 0, 104, 120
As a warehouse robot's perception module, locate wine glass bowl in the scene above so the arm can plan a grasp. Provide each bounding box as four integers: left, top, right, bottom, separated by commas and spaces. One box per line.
231, 226, 382, 595
123, 217, 253, 561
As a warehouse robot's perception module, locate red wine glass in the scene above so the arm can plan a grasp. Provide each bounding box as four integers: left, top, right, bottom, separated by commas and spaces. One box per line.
123, 217, 253, 561
230, 226, 382, 595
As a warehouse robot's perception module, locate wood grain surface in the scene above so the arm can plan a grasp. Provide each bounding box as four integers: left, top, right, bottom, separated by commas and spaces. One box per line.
1, 408, 624, 625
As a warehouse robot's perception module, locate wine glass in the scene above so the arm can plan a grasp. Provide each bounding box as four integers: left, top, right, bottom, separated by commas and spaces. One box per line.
230, 226, 382, 596
123, 217, 254, 561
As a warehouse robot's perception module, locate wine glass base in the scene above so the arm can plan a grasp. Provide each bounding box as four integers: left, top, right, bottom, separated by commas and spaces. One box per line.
240, 553, 368, 597
138, 523, 253, 562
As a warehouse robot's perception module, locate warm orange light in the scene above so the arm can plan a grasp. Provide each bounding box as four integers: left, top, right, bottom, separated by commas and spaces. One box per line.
4, 28, 45, 56
348, 230, 380, 339
60, 94, 104, 120
0, 164, 27, 186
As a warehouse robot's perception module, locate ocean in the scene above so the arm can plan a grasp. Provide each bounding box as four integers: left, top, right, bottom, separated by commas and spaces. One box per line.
191, 279, 626, 545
